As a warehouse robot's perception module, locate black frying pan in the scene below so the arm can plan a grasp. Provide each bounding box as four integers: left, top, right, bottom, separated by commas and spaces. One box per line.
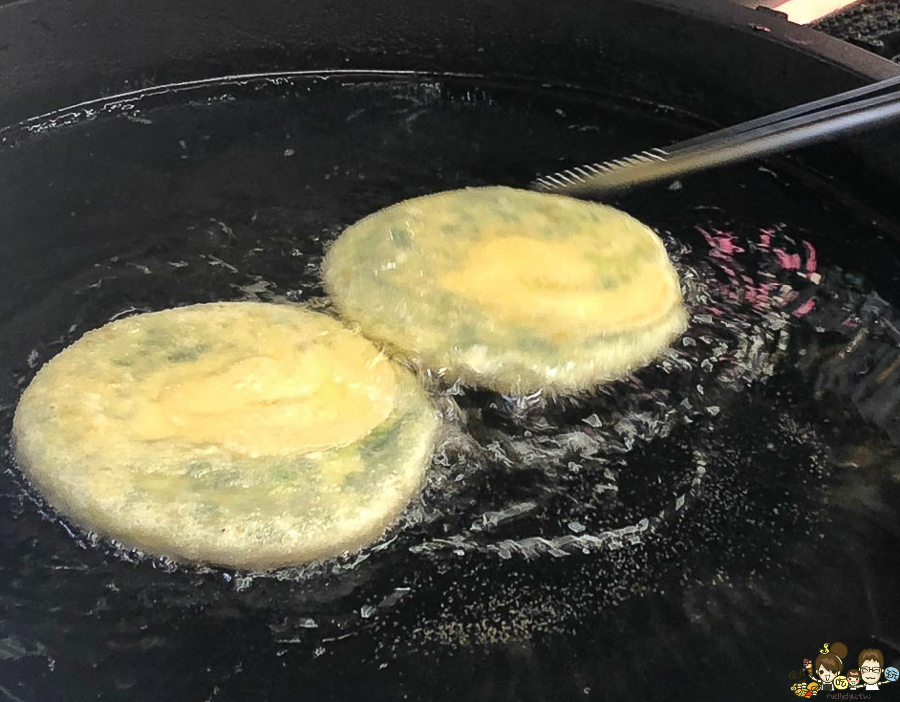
1, 1, 899, 700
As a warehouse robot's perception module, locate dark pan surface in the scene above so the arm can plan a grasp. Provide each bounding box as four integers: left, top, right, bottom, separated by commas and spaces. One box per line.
1, 73, 899, 701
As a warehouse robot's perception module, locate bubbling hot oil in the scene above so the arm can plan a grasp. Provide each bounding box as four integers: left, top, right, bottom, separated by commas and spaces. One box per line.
403, 219, 824, 558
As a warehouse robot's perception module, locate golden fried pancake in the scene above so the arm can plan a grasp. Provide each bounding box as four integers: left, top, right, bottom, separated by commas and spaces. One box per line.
13, 302, 438, 569
324, 186, 686, 392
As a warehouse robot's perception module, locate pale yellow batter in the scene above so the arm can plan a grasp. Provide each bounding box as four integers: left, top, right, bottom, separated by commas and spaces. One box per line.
324, 186, 686, 392
12, 302, 439, 569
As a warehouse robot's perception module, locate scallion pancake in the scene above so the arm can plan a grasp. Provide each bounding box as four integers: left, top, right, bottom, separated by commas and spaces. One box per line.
324, 187, 686, 393
12, 302, 438, 569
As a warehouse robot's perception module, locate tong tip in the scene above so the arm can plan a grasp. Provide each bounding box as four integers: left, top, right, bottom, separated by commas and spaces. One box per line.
531, 148, 669, 195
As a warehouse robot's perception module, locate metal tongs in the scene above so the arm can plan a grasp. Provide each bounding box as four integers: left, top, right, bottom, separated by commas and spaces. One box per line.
532, 75, 900, 197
